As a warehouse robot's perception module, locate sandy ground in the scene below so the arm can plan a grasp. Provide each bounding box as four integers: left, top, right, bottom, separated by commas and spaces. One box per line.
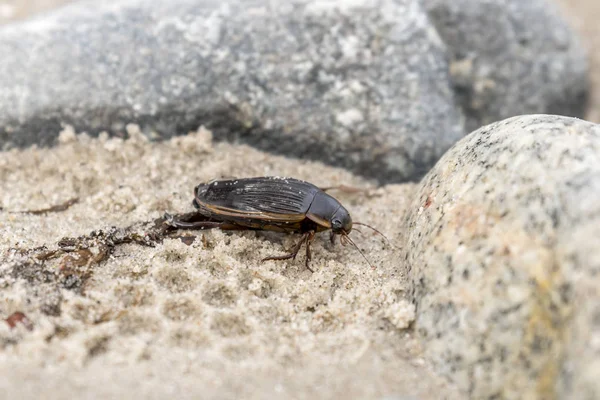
0, 127, 460, 399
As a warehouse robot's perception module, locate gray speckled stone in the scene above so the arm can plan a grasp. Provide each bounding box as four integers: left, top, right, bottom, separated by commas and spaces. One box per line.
0, 0, 464, 182
423, 0, 589, 132
0, 0, 589, 183
404, 115, 600, 398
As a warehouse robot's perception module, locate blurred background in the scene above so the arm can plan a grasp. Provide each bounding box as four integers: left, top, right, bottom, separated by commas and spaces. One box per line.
1, 0, 599, 125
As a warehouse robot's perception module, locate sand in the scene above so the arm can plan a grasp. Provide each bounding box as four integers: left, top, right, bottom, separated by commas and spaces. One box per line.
0, 127, 460, 399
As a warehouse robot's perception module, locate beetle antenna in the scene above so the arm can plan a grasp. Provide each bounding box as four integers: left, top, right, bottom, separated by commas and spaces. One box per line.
351, 227, 364, 236
343, 233, 376, 269
353, 222, 392, 247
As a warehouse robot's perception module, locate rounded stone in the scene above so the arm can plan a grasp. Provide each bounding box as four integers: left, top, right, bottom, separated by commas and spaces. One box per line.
404, 114, 600, 398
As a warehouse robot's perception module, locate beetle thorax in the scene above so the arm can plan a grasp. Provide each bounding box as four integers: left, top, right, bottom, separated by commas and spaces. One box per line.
307, 191, 352, 234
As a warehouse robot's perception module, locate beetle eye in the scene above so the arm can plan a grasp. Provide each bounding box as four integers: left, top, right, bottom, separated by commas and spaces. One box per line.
332, 219, 342, 229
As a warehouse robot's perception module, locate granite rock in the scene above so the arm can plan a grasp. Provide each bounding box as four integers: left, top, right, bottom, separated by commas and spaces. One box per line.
423, 0, 589, 132
0, 0, 589, 183
404, 114, 600, 398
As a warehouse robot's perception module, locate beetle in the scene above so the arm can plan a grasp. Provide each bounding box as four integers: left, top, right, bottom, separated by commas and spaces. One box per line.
166, 176, 381, 272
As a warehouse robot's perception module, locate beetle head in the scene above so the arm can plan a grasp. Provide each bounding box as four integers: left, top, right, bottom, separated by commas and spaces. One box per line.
331, 206, 352, 234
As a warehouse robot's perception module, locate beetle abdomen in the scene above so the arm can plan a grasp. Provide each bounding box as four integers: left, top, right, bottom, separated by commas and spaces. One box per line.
306, 191, 343, 222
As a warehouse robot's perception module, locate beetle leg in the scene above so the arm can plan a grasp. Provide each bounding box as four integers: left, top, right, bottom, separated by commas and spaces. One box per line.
329, 231, 336, 246
305, 231, 315, 272
167, 219, 225, 230
165, 213, 246, 231
262, 233, 307, 262
319, 185, 364, 194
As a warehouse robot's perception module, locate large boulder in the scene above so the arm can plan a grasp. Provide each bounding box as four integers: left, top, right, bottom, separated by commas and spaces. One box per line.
0, 0, 588, 182
0, 0, 463, 182
405, 114, 600, 398
423, 0, 589, 131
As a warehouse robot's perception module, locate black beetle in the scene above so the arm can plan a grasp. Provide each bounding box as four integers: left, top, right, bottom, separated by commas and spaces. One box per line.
167, 176, 383, 271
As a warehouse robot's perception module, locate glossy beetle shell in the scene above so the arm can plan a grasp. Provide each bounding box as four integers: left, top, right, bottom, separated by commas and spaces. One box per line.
192, 177, 353, 234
